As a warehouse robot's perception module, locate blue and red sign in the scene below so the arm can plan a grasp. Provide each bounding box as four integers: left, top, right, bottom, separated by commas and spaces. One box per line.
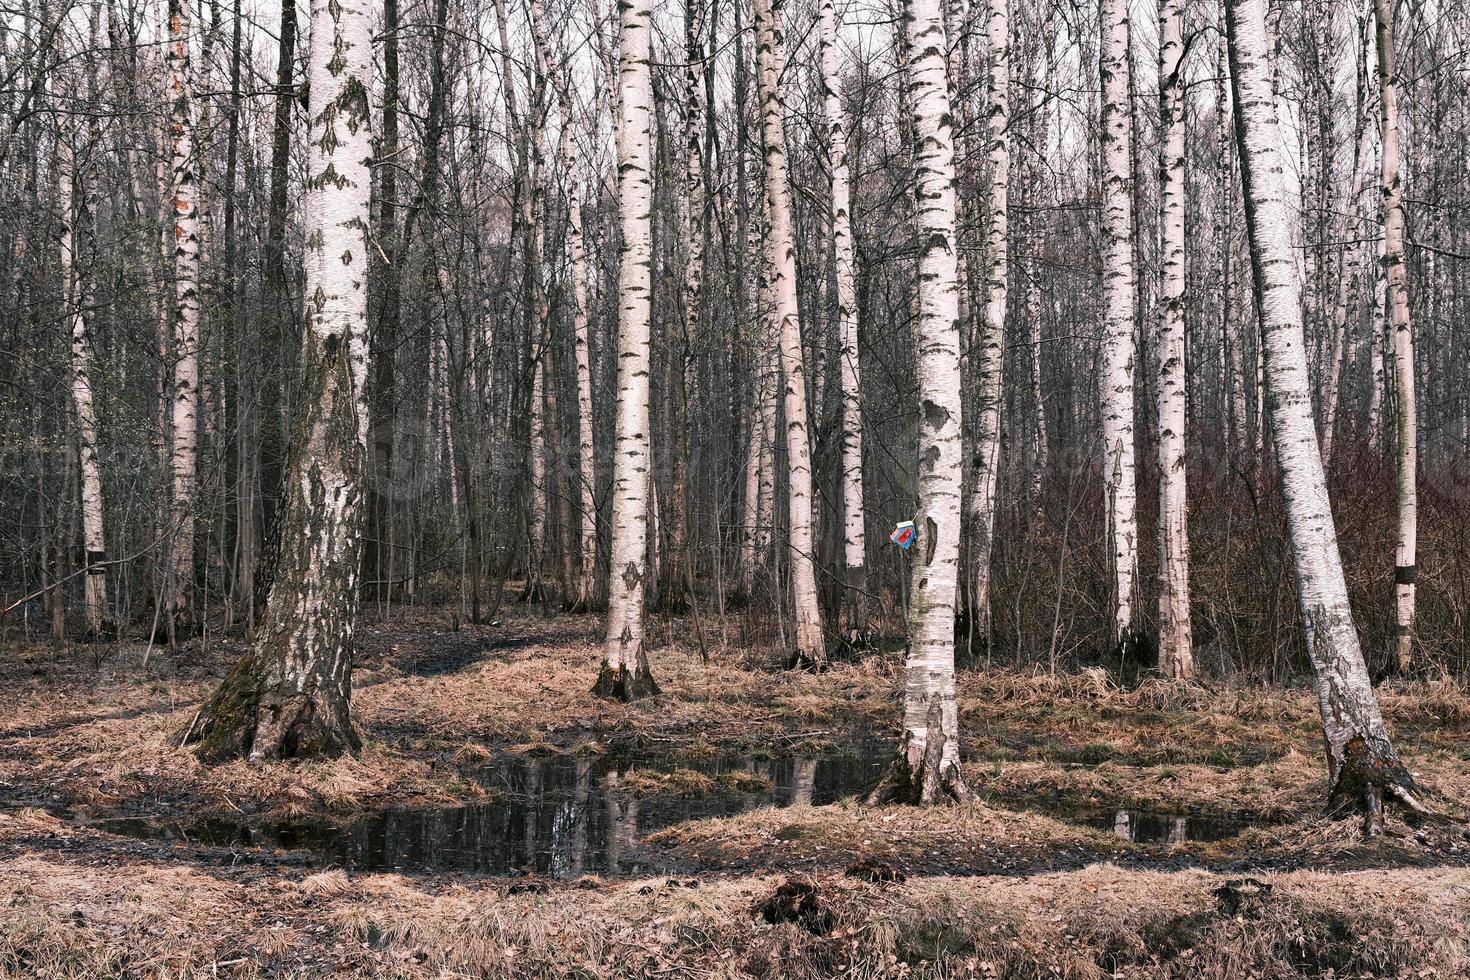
890, 521, 916, 549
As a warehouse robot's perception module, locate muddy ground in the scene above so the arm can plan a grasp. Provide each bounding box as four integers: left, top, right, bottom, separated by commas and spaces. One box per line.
3, 610, 1470, 977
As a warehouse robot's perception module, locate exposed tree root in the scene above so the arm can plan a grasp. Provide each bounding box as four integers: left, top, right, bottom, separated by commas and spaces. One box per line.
865, 703, 975, 806
591, 661, 660, 702
183, 651, 360, 764
1328, 735, 1455, 836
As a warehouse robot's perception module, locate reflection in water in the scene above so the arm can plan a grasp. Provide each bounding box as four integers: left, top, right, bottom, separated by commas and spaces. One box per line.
87, 742, 891, 877
1093, 809, 1244, 844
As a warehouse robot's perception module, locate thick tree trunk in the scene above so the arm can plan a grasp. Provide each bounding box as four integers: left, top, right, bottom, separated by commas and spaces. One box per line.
1099, 0, 1140, 652
165, 0, 201, 639
752, 0, 825, 668
819, 0, 868, 646
186, 0, 374, 763
868, 0, 973, 806
1155, 0, 1192, 679
1226, 0, 1423, 833
595, 0, 659, 701
1374, 0, 1417, 673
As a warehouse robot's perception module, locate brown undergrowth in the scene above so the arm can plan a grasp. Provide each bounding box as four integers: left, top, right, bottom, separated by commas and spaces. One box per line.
3, 608, 1469, 829
3, 807, 1469, 978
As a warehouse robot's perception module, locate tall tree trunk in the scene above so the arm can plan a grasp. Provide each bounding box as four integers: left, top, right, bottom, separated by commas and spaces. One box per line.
594, 0, 659, 701
1320, 69, 1372, 469
165, 0, 201, 639
368, 0, 400, 606
867, 0, 973, 806
1099, 0, 1140, 652
255, 0, 297, 625
186, 0, 375, 763
57, 121, 110, 638
530, 0, 600, 612
1374, 0, 1417, 673
1225, 0, 1424, 834
819, 0, 867, 645
964, 0, 1008, 648
1155, 0, 1192, 678
751, 0, 825, 668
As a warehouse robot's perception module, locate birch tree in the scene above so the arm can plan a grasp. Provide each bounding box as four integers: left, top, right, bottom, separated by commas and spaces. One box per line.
1225, 0, 1427, 833
1155, 0, 1192, 678
964, 0, 1008, 645
594, 0, 660, 701
530, 0, 599, 612
1374, 0, 1417, 673
1099, 0, 1140, 652
186, 0, 375, 761
752, 0, 825, 668
165, 0, 201, 638
867, 0, 974, 806
57, 119, 110, 638
819, 0, 868, 643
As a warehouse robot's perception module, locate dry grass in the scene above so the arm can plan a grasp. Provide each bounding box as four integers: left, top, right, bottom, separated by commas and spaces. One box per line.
3, 811, 1469, 980
5, 621, 1470, 977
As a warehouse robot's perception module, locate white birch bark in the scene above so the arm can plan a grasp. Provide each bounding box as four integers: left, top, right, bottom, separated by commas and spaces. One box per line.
1099, 0, 1139, 650
1374, 0, 1416, 672
819, 0, 867, 640
57, 124, 110, 638
165, 0, 201, 635
188, 0, 374, 762
1156, 0, 1192, 678
596, 0, 659, 699
868, 0, 972, 805
751, 0, 825, 666
1225, 0, 1422, 830
964, 0, 1008, 642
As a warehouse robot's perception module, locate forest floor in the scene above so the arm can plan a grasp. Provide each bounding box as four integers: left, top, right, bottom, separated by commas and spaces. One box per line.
2, 608, 1470, 977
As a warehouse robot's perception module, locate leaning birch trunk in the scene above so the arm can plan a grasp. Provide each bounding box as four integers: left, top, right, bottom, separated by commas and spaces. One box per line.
752, 0, 825, 668
964, 0, 1008, 648
819, 0, 868, 646
1225, 0, 1425, 833
1374, 0, 1417, 673
57, 124, 111, 638
867, 0, 973, 806
1099, 0, 1140, 652
530, 0, 599, 611
594, 0, 659, 701
165, 0, 201, 639
1155, 0, 1192, 679
185, 0, 374, 762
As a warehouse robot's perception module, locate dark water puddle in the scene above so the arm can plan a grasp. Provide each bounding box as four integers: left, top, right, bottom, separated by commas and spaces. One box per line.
1078, 808, 1247, 844
77, 741, 893, 877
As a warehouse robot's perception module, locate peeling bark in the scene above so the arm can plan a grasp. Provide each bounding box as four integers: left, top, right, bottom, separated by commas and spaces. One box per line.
1226, 0, 1419, 829
871, 0, 972, 806
187, 0, 374, 763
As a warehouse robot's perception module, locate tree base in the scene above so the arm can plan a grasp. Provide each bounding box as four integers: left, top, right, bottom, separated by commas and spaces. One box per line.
865, 705, 975, 806
1328, 735, 1441, 837
785, 648, 830, 672
182, 653, 360, 764
563, 589, 606, 614
518, 580, 553, 606
592, 661, 660, 702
